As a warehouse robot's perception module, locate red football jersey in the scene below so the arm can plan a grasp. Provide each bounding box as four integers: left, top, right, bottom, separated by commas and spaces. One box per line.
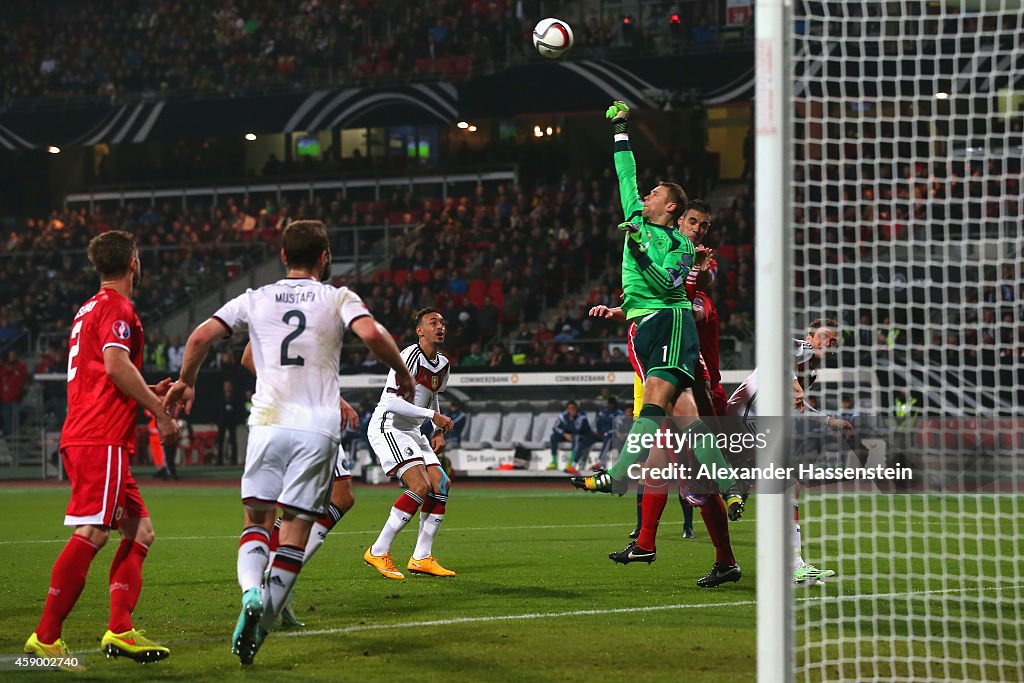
60, 288, 144, 449
692, 290, 721, 387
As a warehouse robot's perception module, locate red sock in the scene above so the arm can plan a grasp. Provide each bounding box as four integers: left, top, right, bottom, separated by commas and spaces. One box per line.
394, 490, 423, 515
636, 486, 668, 551
108, 539, 149, 634
421, 496, 446, 516
36, 534, 100, 643
700, 496, 735, 566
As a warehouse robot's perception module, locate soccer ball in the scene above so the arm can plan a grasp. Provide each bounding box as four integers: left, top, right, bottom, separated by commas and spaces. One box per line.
533, 18, 574, 59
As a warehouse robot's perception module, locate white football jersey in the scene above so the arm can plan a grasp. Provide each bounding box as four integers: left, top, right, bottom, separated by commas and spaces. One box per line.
214, 278, 370, 439
372, 343, 450, 433
726, 339, 817, 420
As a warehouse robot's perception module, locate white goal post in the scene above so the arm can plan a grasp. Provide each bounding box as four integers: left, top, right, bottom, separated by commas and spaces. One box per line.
760, 0, 1024, 681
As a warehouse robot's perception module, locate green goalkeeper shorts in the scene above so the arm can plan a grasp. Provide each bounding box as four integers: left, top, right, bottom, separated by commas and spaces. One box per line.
633, 308, 699, 390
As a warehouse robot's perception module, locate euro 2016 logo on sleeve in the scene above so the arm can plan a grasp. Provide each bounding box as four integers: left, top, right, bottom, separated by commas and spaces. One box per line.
112, 320, 131, 340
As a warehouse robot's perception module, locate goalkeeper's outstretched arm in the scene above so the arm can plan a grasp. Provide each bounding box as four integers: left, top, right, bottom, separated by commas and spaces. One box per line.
608, 101, 644, 223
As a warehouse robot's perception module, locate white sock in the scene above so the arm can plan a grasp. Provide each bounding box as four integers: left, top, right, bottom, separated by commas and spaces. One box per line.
261, 544, 303, 628
371, 505, 416, 556
792, 500, 805, 569
793, 522, 805, 569
303, 520, 330, 564
237, 526, 270, 592
412, 512, 445, 560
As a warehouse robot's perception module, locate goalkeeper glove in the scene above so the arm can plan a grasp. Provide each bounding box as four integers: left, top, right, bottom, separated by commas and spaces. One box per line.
606, 100, 630, 135
618, 221, 646, 253
605, 101, 630, 121
617, 220, 642, 238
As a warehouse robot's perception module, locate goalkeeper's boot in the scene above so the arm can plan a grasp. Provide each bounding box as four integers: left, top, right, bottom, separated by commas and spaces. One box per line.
628, 526, 640, 539
279, 596, 305, 629
363, 547, 405, 580
683, 526, 696, 539
407, 555, 456, 577
101, 628, 170, 663
793, 563, 835, 584
570, 468, 628, 495
232, 587, 265, 665
696, 562, 742, 588
723, 481, 750, 521
545, 460, 558, 471
609, 541, 656, 565
24, 633, 88, 671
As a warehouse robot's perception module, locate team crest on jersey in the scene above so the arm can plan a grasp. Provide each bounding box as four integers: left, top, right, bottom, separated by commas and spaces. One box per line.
415, 365, 446, 391
112, 320, 131, 340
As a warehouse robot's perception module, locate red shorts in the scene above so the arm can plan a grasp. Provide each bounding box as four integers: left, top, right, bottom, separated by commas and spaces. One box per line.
62, 445, 148, 528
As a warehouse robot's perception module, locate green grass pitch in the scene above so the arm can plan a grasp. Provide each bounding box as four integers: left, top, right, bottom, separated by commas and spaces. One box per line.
3, 483, 1020, 681
0, 483, 758, 682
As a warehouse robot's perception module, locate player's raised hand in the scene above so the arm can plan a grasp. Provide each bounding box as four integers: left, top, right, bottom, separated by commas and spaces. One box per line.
432, 412, 454, 433
163, 380, 195, 415
339, 397, 359, 431
605, 100, 630, 120
395, 369, 415, 402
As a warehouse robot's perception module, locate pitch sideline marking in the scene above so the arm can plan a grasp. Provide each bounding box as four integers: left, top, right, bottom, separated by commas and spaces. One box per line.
0, 514, 1012, 545
280, 582, 1022, 639
0, 520, 686, 545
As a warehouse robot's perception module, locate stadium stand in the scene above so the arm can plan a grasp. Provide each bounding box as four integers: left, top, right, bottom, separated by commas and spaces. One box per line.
0, 0, 744, 107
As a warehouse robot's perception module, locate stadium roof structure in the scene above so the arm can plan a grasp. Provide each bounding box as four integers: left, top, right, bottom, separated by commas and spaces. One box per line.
0, 52, 753, 152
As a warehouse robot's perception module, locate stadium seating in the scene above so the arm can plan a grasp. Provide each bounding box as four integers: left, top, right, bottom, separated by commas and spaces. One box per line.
460, 411, 502, 449
491, 411, 533, 449
519, 412, 560, 451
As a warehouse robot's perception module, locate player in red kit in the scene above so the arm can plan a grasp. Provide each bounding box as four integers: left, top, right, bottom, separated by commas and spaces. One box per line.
24, 231, 179, 670
688, 283, 742, 587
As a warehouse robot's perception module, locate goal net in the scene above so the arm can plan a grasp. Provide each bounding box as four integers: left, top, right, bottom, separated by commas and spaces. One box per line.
786, 1, 1024, 680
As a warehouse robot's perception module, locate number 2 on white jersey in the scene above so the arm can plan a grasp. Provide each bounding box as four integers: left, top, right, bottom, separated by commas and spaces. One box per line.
67, 320, 83, 382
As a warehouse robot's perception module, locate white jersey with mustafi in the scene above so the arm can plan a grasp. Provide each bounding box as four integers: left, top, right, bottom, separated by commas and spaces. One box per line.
214, 278, 370, 439
726, 339, 817, 421
372, 343, 450, 433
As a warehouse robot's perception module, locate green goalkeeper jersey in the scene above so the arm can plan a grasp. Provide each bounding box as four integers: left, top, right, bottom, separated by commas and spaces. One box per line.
614, 136, 694, 320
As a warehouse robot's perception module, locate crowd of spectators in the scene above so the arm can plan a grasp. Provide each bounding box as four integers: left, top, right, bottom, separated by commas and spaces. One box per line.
0, 153, 757, 376
0, 199, 275, 352
1, 0, 742, 106
330, 166, 756, 371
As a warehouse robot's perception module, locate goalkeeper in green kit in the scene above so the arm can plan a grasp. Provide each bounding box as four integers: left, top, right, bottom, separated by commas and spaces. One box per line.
570, 101, 745, 564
